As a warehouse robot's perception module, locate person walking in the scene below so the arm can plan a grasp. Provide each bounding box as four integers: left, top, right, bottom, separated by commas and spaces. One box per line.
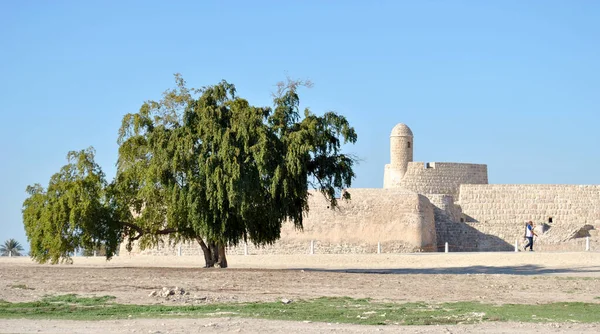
523, 221, 537, 251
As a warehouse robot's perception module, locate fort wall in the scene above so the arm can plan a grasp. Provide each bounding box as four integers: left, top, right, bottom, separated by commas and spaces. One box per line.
399, 162, 488, 198
457, 184, 600, 251
118, 123, 599, 257
123, 189, 437, 256
425, 194, 469, 251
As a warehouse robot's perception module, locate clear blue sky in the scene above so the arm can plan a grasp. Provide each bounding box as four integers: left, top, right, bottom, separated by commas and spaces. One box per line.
1, 1, 599, 252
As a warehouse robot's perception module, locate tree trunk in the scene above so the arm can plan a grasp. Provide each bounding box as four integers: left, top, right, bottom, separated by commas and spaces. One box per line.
209, 242, 219, 265
217, 244, 228, 268
197, 238, 214, 268
196, 238, 227, 268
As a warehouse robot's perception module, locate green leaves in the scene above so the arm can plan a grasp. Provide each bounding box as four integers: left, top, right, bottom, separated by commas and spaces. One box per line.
22, 148, 121, 264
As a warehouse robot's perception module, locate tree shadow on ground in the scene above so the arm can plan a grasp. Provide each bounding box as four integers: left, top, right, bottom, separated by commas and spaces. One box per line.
297, 265, 600, 276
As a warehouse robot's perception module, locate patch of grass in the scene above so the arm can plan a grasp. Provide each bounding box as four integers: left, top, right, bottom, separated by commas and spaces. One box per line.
42, 294, 116, 306
0, 295, 599, 325
8, 284, 34, 290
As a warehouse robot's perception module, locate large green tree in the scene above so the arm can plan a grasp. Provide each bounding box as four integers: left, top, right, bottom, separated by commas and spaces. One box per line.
22, 75, 357, 267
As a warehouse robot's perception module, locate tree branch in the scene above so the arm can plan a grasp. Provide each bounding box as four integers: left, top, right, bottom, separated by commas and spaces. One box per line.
121, 221, 178, 241
122, 221, 143, 235
156, 227, 178, 235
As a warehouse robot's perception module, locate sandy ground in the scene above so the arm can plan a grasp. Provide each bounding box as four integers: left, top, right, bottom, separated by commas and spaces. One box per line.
1, 252, 599, 333
0, 318, 598, 334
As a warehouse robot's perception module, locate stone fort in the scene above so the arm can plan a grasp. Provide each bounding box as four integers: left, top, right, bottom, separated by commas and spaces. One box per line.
126, 123, 599, 256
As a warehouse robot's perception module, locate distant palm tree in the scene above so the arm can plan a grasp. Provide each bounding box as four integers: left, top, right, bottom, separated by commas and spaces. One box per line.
0, 239, 24, 256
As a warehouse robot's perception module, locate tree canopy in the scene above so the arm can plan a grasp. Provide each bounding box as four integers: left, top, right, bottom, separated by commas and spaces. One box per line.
22, 75, 357, 266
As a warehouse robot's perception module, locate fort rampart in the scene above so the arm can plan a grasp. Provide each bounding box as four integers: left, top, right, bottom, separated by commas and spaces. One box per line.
399, 162, 488, 198
120, 123, 598, 257
123, 189, 437, 256
456, 184, 600, 251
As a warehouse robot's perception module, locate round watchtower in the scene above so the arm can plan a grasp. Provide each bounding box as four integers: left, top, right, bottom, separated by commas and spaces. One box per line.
390, 123, 413, 176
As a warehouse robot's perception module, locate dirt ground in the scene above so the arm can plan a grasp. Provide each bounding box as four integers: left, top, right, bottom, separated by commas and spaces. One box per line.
1, 252, 600, 333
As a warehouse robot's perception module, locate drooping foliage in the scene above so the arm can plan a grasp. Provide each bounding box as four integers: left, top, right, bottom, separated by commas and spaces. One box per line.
22, 75, 357, 266
22, 148, 121, 263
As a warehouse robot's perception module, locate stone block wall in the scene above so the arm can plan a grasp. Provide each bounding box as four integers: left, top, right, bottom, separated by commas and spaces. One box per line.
123, 188, 437, 256
426, 194, 463, 251
399, 162, 488, 198
424, 194, 506, 251
457, 185, 600, 251
119, 183, 600, 256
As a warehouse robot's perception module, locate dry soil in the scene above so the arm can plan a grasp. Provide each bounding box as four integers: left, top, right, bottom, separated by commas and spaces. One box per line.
1, 252, 599, 333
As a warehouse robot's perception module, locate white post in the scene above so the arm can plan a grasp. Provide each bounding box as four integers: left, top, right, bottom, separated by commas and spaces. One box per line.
515, 239, 519, 252
377, 242, 381, 254
9, 251, 11, 257
177, 245, 182, 256
445, 242, 449, 253
93, 250, 97, 257
586, 236, 590, 251
244, 243, 248, 256
310, 240, 314, 255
